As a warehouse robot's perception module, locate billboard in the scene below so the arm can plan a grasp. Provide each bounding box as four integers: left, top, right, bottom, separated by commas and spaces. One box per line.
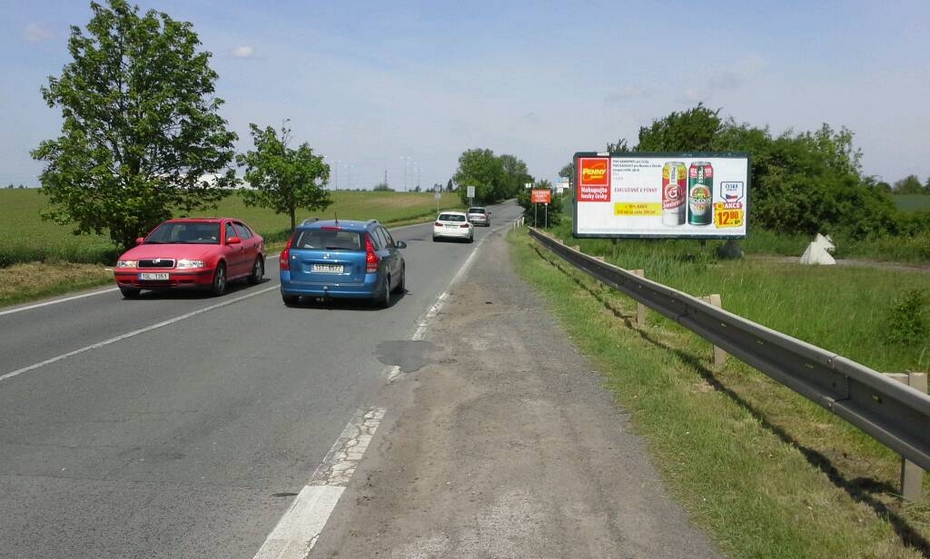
574, 152, 750, 239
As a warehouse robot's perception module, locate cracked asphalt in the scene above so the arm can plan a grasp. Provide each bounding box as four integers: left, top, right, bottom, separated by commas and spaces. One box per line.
309, 227, 723, 558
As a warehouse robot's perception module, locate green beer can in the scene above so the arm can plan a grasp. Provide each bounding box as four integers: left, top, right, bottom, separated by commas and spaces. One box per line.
688, 162, 714, 226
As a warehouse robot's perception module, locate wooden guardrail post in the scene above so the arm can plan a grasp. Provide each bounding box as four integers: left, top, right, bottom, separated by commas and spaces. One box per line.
632, 270, 646, 327
889, 371, 927, 502
700, 294, 727, 368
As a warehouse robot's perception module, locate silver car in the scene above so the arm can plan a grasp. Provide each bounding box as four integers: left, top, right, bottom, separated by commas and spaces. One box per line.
467, 206, 490, 227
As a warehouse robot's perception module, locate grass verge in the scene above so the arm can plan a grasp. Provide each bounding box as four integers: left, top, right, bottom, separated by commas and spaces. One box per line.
508, 227, 930, 559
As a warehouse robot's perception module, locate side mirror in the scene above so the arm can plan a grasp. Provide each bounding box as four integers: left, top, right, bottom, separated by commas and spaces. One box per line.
227, 236, 242, 245
135, 237, 145, 245
395, 241, 407, 249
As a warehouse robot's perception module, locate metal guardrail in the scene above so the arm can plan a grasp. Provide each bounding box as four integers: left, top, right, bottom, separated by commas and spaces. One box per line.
528, 228, 930, 471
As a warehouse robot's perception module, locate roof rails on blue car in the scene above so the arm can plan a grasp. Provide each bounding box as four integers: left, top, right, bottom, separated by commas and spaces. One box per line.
366, 219, 380, 225
300, 217, 320, 225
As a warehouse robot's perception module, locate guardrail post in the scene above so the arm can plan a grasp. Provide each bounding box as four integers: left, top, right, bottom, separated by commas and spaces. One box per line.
700, 294, 728, 368
632, 270, 646, 327
889, 372, 927, 502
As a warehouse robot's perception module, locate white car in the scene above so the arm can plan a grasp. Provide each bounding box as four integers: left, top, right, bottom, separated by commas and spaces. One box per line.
432, 211, 474, 243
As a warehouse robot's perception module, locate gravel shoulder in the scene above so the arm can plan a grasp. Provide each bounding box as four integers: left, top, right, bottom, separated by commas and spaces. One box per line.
310, 227, 723, 558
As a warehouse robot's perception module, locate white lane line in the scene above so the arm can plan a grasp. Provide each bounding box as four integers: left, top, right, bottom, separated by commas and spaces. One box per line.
254, 408, 385, 559
254, 234, 484, 555
0, 285, 279, 383
411, 237, 484, 341
0, 287, 118, 317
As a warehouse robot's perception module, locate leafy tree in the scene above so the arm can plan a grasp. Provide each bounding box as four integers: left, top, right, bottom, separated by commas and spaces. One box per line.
31, 0, 238, 250
894, 175, 925, 194
606, 138, 631, 153
636, 103, 722, 152
236, 123, 331, 230
454, 148, 506, 205
373, 182, 394, 191
499, 154, 532, 200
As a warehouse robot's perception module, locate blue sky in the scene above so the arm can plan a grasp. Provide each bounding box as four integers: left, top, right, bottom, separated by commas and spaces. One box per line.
2, 0, 929, 189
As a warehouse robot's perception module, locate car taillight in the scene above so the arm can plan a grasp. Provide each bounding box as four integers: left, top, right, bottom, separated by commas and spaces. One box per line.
460, 223, 470, 228
280, 237, 293, 270
435, 221, 443, 227
365, 235, 380, 273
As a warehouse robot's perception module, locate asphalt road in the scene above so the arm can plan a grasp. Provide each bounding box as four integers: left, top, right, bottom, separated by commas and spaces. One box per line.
0, 202, 523, 559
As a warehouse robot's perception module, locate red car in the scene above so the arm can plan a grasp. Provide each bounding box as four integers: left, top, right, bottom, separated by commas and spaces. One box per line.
114, 217, 265, 298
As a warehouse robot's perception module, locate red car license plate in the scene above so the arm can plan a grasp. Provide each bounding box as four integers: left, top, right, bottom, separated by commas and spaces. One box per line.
139, 272, 169, 280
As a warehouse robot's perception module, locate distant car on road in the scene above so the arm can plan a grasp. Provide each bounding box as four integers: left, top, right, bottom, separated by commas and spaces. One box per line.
433, 211, 474, 243
466, 206, 490, 227
279, 218, 407, 308
114, 217, 265, 298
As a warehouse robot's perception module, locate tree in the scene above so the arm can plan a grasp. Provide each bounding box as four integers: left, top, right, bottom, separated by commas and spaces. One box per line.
635, 103, 722, 152
373, 182, 394, 191
499, 154, 532, 200
453, 148, 506, 205
31, 0, 238, 251
894, 175, 925, 194
236, 123, 331, 231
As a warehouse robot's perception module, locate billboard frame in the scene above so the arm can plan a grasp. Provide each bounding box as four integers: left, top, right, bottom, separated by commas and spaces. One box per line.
572, 151, 751, 240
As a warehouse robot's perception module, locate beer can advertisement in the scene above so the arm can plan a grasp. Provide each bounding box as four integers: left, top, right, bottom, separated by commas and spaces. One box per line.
573, 152, 750, 239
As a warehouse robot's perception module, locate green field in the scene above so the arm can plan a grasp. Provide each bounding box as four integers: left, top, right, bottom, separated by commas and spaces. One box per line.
894, 194, 930, 213
0, 188, 458, 267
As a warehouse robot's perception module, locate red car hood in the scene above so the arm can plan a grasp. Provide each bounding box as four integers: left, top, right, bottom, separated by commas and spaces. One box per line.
119, 243, 220, 262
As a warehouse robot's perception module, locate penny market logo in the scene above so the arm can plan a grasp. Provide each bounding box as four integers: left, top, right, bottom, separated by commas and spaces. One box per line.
578, 158, 609, 186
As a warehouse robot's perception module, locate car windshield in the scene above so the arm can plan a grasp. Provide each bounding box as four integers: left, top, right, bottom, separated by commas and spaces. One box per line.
438, 213, 466, 222
145, 222, 221, 244
293, 229, 363, 251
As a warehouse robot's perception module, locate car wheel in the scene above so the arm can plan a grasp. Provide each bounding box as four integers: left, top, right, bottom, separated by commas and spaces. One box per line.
119, 286, 141, 299
432, 236, 439, 242
211, 263, 227, 296
248, 257, 264, 285
377, 275, 392, 308
282, 295, 299, 307
392, 265, 406, 294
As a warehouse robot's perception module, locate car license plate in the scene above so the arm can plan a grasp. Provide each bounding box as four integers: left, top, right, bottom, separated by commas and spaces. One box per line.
139, 272, 169, 280
312, 263, 343, 274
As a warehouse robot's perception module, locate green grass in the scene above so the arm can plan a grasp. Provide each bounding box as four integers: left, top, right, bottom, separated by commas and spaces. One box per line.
0, 188, 458, 267
894, 194, 930, 213
509, 227, 930, 559
546, 222, 929, 373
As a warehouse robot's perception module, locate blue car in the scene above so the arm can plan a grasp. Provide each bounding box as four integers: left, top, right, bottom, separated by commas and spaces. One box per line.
279, 218, 407, 307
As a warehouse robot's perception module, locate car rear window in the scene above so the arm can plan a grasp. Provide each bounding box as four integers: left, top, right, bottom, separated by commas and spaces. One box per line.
438, 213, 466, 222
293, 229, 363, 251
468, 208, 485, 213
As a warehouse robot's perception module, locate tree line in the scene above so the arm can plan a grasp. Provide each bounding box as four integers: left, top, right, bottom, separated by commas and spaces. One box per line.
570, 104, 930, 241
32, 1, 928, 252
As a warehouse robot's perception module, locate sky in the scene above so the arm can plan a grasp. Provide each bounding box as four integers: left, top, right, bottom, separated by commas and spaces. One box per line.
2, 0, 929, 190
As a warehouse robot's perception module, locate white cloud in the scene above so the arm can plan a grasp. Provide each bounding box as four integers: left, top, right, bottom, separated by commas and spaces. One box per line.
232, 46, 255, 58
24, 23, 52, 43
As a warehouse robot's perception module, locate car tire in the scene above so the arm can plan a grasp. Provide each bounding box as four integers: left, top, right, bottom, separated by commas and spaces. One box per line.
377, 275, 392, 308
248, 257, 264, 285
211, 263, 227, 296
282, 295, 299, 307
119, 286, 141, 299
432, 236, 439, 242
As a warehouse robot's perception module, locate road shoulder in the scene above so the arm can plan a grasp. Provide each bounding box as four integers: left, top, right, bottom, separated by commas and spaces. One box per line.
310, 228, 723, 558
